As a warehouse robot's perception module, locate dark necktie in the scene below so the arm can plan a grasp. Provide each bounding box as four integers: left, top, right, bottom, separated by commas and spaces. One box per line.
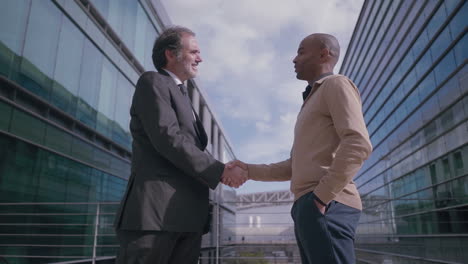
178, 84, 187, 96
178, 83, 208, 149
302, 85, 312, 101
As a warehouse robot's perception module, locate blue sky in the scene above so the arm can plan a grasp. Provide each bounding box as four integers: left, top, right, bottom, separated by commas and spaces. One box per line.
160, 0, 363, 194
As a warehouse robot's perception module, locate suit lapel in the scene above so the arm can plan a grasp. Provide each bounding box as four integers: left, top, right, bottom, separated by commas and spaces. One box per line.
158, 70, 208, 150
180, 86, 208, 150
192, 109, 208, 150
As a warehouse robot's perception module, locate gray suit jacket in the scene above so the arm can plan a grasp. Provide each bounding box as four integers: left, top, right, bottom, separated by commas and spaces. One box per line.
114, 71, 224, 233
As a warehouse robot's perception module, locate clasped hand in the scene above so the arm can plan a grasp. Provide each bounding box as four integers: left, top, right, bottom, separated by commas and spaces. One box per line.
221, 160, 248, 188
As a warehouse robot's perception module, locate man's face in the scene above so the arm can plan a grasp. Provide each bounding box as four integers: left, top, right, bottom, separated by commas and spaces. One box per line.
293, 37, 322, 81
174, 34, 202, 81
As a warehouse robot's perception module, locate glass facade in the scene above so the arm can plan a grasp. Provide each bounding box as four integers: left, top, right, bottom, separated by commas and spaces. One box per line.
340, 0, 467, 263
0, 0, 237, 263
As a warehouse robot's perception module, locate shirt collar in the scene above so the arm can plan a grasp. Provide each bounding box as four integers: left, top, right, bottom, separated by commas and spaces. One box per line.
308, 72, 334, 87
162, 68, 183, 86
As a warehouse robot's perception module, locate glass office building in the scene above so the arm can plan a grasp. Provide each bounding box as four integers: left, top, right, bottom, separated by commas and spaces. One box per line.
340, 0, 467, 263
0, 0, 236, 263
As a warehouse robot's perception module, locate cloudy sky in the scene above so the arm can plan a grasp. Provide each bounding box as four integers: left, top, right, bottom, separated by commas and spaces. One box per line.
160, 0, 363, 194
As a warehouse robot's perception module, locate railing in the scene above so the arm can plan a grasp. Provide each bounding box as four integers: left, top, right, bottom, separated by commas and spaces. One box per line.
0, 201, 302, 264
1, 199, 467, 264
0, 202, 120, 264
204, 200, 300, 263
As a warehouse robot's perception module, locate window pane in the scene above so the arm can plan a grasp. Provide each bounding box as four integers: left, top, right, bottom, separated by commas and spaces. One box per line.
110, 156, 130, 179
434, 51, 456, 85
0, 101, 12, 131
444, 0, 461, 14
442, 158, 452, 180
453, 34, 467, 67
430, 27, 452, 61
6, 140, 39, 201
20, 0, 62, 100
44, 125, 72, 155
93, 148, 111, 171
96, 59, 117, 137
0, 41, 11, 77
0, 0, 30, 55
121, 0, 137, 52
52, 17, 85, 114
412, 29, 429, 59
144, 25, 157, 71
134, 4, 148, 64
404, 88, 420, 114
112, 74, 132, 149
78, 40, 102, 107
417, 71, 436, 101
426, 3, 448, 38
453, 152, 464, 173
107, 0, 124, 37
0, 0, 29, 78
36, 153, 67, 202
66, 161, 92, 202
76, 39, 103, 128
54, 17, 84, 95
415, 50, 433, 78
449, 1, 467, 38
22, 0, 61, 78
10, 110, 45, 144
402, 70, 417, 95
71, 137, 94, 165
452, 177, 468, 205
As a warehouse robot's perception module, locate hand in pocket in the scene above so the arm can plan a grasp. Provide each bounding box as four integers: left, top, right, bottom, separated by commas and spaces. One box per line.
313, 199, 326, 215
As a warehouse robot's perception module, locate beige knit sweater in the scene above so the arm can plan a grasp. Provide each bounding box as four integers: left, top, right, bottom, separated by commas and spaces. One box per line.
247, 74, 372, 210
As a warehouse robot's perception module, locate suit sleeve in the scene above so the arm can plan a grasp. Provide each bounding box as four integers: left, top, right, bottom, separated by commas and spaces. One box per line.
247, 159, 292, 181
313, 76, 373, 205
135, 73, 224, 189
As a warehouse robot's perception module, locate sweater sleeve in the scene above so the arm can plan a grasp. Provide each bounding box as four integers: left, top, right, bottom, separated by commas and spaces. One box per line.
247, 159, 292, 182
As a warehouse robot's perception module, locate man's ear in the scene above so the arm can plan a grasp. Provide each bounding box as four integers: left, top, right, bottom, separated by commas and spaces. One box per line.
165, 49, 176, 63
320, 48, 330, 62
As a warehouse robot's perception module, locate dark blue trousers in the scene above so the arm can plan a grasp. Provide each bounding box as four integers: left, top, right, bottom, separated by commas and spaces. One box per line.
291, 192, 361, 264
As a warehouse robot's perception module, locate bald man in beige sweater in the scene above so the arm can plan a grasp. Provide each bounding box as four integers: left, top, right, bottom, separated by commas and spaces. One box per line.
227, 34, 372, 264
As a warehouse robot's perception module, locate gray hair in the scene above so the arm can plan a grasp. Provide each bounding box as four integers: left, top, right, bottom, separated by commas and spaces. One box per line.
152, 26, 195, 70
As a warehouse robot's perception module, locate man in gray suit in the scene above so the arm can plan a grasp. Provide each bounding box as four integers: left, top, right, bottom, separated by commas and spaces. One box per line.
114, 26, 246, 264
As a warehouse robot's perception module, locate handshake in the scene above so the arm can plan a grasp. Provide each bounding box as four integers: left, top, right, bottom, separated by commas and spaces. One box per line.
221, 160, 248, 188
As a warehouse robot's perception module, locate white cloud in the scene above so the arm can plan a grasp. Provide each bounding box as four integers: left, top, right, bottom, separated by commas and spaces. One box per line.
274, 79, 305, 106
160, 0, 363, 193
238, 111, 296, 163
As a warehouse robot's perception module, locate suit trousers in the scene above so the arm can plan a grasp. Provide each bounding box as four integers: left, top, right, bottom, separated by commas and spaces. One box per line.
115, 230, 202, 264
291, 192, 361, 264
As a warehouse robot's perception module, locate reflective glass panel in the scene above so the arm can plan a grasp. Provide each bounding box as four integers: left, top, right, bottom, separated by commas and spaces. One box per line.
76, 39, 103, 128
22, 0, 61, 78
0, 0, 30, 55
52, 17, 85, 115
96, 59, 117, 137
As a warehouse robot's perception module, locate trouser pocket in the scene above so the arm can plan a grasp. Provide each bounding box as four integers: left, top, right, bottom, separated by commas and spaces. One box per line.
293, 192, 337, 263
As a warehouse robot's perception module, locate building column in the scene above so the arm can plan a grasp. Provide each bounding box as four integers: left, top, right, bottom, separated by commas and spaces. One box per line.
191, 87, 200, 114
202, 105, 212, 152
212, 123, 219, 159
218, 136, 226, 162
